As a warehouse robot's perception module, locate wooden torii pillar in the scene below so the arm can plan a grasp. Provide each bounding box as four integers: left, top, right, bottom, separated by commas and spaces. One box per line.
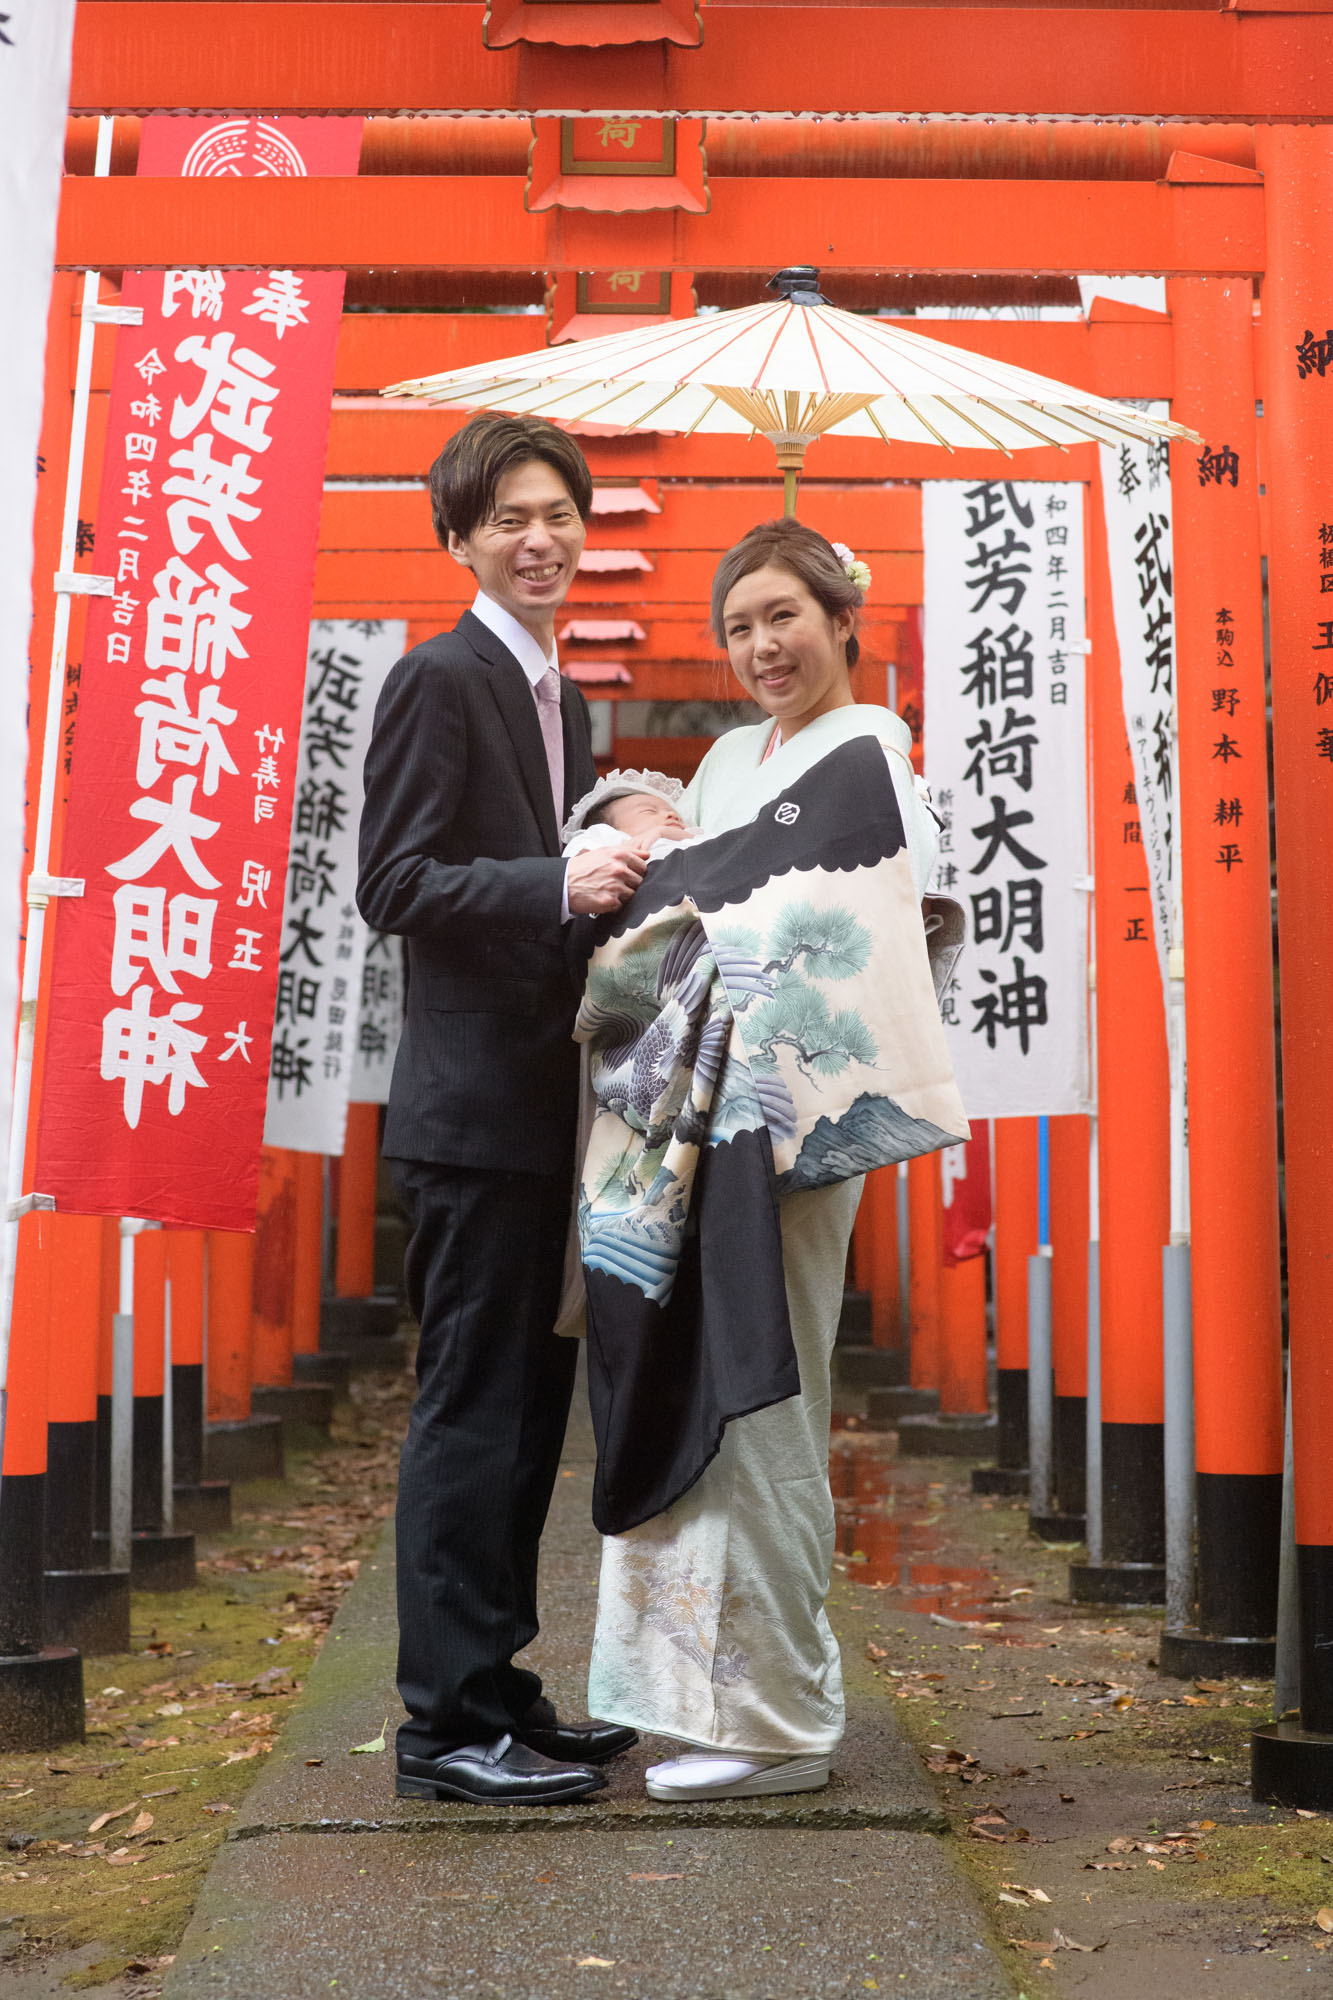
1250, 125, 1333, 1813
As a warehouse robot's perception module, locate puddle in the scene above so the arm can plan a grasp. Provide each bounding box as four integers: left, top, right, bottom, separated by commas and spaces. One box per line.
828, 1437, 1029, 1626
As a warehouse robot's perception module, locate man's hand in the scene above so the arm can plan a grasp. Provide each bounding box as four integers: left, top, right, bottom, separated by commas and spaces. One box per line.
566, 843, 646, 915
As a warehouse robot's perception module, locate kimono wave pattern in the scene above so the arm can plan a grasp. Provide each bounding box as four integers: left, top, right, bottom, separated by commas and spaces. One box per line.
575, 735, 969, 1538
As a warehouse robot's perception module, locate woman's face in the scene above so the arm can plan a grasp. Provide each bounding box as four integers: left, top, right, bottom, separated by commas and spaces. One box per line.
720, 563, 856, 737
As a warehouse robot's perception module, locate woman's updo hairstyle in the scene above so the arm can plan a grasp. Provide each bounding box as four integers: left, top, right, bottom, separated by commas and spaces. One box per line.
710, 517, 864, 669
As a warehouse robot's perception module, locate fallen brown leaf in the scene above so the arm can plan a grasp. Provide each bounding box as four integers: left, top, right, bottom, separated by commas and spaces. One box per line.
1316, 1909, 1333, 1934
87, 1802, 138, 1835
126, 1811, 154, 1838
1052, 1928, 1106, 1953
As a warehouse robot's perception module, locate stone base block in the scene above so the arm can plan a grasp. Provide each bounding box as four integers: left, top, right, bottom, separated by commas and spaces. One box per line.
1252, 1719, 1333, 1810
1030, 1511, 1086, 1543
43, 1569, 131, 1655
972, 1465, 1030, 1498
319, 1330, 410, 1373
93, 1530, 196, 1592
895, 1413, 997, 1459
1158, 1626, 1276, 1680
0, 1647, 83, 1752
1068, 1559, 1165, 1607
835, 1290, 871, 1344
865, 1385, 939, 1428
205, 1414, 284, 1484
320, 1293, 400, 1346
835, 1344, 910, 1391
251, 1382, 337, 1439
172, 1481, 232, 1534
293, 1351, 351, 1397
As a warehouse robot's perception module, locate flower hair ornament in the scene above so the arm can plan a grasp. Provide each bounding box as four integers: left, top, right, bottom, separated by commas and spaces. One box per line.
830, 541, 873, 594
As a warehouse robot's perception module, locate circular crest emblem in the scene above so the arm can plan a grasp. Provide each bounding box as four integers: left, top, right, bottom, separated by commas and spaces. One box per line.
774, 802, 801, 825
180, 120, 308, 179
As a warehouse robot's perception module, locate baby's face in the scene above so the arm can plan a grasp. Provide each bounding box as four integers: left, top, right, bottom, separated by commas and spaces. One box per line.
603, 791, 691, 842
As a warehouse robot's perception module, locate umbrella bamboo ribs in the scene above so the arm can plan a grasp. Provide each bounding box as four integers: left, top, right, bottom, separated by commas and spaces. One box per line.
383, 267, 1198, 517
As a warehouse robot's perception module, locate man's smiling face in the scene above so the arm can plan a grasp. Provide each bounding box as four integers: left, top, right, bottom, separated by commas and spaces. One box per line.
448, 459, 587, 641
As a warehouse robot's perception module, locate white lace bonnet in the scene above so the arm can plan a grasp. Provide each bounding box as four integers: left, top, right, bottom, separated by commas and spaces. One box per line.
560, 767, 687, 846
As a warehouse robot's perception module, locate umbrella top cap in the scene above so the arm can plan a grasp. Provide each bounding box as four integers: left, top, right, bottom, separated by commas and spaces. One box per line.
767, 267, 828, 306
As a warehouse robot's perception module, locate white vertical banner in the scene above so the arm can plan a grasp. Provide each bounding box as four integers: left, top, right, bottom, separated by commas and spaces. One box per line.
1100, 408, 1177, 1000
0, 1, 77, 1185
263, 620, 405, 1152
923, 481, 1090, 1118
350, 929, 404, 1105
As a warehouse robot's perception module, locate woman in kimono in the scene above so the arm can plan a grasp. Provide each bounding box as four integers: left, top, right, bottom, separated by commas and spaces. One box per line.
587, 519, 944, 1802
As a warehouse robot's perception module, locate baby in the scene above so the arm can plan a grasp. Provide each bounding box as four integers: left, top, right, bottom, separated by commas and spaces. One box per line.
562, 768, 701, 864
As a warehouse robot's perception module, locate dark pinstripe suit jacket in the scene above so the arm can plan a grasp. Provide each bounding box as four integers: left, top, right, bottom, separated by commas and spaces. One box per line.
356, 610, 598, 1173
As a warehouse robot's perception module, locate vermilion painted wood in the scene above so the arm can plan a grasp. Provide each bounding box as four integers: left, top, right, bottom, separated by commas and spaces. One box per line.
65, 111, 1268, 191
322, 410, 1102, 485
938, 1255, 989, 1418
292, 1154, 324, 1359
992, 1119, 1038, 1376
1048, 1115, 1089, 1400
316, 485, 925, 552
1088, 463, 1169, 1431
251, 1149, 297, 1391
311, 547, 924, 607
53, 174, 1267, 276
907, 1152, 943, 1393
164, 1232, 207, 1373
1166, 275, 1282, 1484
47, 1218, 106, 1428
205, 1232, 256, 1426
69, 5, 1333, 120
327, 312, 1177, 402
1253, 128, 1333, 1545
3, 1220, 51, 1476
132, 1226, 166, 1400
335, 1103, 379, 1300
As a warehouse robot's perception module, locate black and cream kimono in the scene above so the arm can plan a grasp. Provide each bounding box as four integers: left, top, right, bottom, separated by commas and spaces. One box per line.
582, 707, 967, 1756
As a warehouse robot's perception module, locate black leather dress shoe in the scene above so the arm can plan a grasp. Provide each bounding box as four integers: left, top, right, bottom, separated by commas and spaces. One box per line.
395, 1733, 608, 1805
515, 1703, 639, 1766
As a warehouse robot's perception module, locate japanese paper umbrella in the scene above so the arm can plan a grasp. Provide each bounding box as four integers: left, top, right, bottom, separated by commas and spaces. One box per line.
385, 267, 1198, 515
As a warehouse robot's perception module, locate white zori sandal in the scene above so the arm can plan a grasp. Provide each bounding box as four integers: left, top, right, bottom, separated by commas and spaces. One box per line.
644, 1751, 830, 1801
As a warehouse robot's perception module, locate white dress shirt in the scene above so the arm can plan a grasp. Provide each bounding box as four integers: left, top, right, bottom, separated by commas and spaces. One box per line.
470, 591, 572, 921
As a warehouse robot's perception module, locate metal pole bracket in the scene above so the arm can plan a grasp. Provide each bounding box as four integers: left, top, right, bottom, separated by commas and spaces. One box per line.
84, 303, 143, 327
7, 1194, 56, 1223
27, 872, 85, 910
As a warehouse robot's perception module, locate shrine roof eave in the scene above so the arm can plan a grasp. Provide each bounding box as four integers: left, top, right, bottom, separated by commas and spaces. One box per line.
71, 3, 1333, 122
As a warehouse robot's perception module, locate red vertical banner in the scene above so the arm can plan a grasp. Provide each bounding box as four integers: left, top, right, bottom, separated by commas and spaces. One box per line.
35, 117, 361, 1230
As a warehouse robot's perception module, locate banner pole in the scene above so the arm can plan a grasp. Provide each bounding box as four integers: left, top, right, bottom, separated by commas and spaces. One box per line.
109, 1218, 138, 1575
0, 115, 115, 1495
1084, 1110, 1103, 1566
161, 1275, 174, 1535
1026, 1117, 1056, 1528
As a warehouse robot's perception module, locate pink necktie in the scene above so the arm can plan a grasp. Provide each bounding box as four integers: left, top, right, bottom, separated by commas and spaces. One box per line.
534, 665, 565, 831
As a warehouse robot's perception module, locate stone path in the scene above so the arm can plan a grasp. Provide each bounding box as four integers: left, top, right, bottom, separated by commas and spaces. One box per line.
161, 1387, 1011, 1999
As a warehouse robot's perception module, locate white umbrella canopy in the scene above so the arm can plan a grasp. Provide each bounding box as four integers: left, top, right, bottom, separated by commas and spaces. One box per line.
385, 269, 1198, 513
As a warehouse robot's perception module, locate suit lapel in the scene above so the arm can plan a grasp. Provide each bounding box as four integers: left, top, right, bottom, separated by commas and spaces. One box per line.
459, 609, 560, 855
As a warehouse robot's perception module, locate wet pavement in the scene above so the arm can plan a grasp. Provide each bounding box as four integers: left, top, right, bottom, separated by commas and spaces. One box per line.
161, 1377, 1013, 1999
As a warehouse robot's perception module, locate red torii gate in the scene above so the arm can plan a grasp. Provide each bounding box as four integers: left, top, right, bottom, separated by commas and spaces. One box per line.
9, 0, 1327, 1803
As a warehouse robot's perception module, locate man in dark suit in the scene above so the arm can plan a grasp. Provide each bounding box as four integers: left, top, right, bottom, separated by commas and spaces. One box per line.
358, 415, 646, 1804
